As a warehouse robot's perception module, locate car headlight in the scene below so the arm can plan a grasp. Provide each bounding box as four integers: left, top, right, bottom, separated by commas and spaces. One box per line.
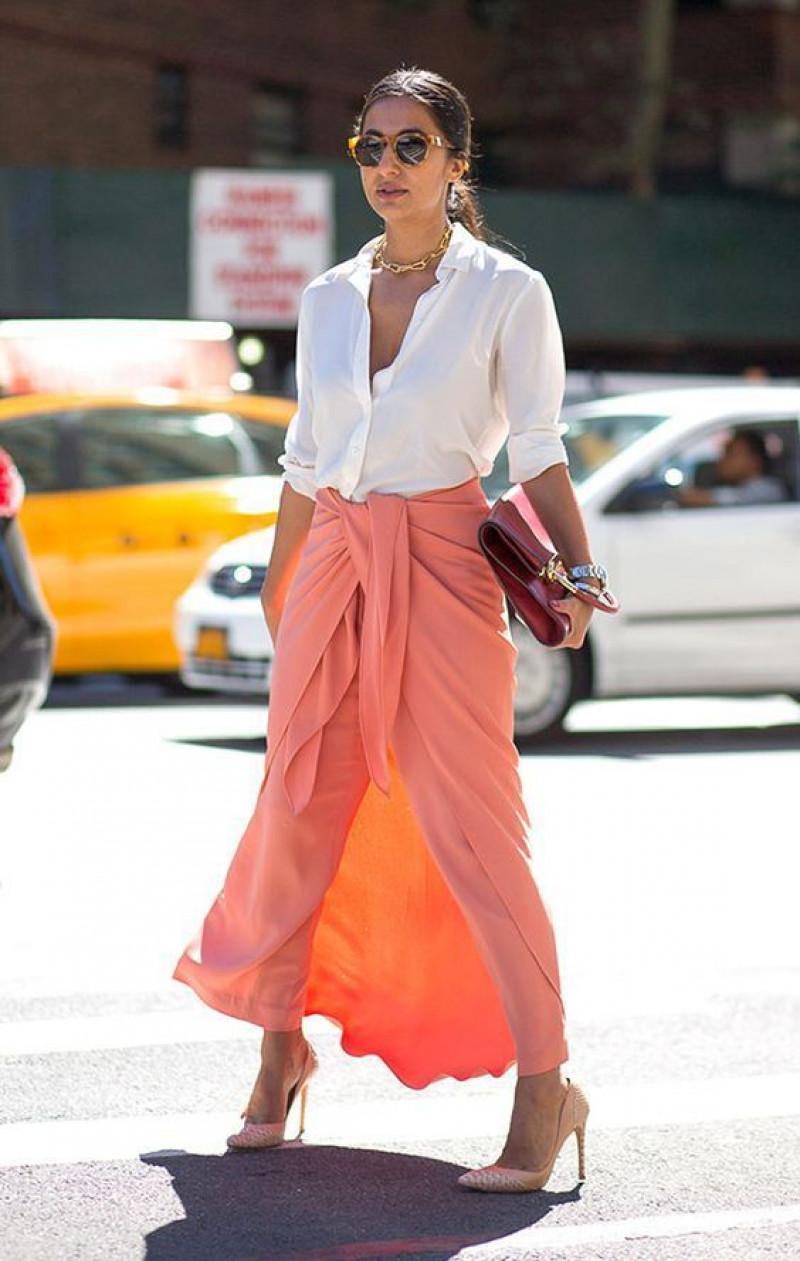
208, 564, 268, 598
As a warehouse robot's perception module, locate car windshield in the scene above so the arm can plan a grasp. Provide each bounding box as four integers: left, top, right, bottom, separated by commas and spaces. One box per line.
480, 411, 667, 500
559, 411, 668, 484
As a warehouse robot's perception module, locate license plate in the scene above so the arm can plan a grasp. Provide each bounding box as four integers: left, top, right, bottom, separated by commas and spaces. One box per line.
195, 626, 229, 660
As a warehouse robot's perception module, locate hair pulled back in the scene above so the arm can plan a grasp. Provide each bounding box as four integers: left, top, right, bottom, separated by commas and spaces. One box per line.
356, 67, 486, 241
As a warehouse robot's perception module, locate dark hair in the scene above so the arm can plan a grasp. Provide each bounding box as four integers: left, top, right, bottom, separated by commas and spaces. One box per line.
355, 67, 486, 241
732, 427, 769, 469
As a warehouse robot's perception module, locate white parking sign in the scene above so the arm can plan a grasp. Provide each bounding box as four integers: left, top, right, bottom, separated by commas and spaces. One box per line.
189, 170, 334, 327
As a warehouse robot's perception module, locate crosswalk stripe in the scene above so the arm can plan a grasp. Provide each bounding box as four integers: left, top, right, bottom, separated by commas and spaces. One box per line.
0, 1007, 260, 1057
1, 1073, 799, 1169
454, 1203, 800, 1256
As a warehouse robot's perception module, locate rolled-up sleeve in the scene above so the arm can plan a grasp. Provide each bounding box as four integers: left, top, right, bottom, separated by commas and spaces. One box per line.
277, 291, 317, 500
495, 272, 568, 484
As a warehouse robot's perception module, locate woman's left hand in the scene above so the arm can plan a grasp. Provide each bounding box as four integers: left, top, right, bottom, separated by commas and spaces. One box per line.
550, 595, 594, 650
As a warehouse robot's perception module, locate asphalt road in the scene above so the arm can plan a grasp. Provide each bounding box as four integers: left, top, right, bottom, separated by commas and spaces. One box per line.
1, 680, 799, 1261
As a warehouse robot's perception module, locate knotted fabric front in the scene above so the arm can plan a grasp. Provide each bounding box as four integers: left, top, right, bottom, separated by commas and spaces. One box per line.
263, 483, 416, 814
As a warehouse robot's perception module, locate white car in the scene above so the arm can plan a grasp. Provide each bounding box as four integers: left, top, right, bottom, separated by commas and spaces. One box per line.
176, 386, 800, 738
175, 526, 275, 695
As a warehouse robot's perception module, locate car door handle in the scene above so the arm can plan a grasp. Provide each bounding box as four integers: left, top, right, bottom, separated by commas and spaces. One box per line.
119, 533, 138, 548
176, 532, 196, 547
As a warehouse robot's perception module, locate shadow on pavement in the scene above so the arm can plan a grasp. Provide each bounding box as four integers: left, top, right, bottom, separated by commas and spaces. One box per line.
43, 677, 800, 759
141, 1146, 582, 1261
517, 723, 800, 758
177, 734, 267, 754
44, 676, 264, 711
174, 722, 800, 762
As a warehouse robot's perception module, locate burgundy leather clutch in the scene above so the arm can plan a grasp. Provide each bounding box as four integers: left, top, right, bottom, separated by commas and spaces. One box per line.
478, 484, 620, 647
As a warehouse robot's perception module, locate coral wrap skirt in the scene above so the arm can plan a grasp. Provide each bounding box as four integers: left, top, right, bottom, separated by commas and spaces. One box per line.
173, 475, 568, 1088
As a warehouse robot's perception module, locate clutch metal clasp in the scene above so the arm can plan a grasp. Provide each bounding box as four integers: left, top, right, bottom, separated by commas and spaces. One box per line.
539, 553, 582, 596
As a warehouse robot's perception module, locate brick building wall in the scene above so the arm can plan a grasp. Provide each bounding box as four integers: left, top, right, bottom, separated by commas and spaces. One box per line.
0, 1, 796, 192
776, 9, 800, 112
0, 3, 490, 170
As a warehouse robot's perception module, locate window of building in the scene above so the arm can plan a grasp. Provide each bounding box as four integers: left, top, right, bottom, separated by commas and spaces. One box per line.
723, 114, 800, 194
251, 87, 303, 166
659, 111, 725, 192
155, 64, 189, 149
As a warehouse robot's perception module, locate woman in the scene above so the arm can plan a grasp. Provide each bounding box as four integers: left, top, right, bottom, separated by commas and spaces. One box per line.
174, 67, 603, 1193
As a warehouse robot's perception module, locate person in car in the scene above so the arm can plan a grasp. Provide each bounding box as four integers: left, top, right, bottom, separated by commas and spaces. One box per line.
678, 428, 788, 507
174, 67, 605, 1195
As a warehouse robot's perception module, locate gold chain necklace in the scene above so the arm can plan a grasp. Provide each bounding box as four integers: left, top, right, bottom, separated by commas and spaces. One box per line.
373, 222, 453, 274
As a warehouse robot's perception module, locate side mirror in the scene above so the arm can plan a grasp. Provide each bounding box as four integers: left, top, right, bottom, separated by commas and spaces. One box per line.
605, 475, 679, 515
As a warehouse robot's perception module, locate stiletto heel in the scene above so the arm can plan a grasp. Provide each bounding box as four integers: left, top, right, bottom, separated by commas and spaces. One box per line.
457, 1078, 590, 1193
297, 1082, 309, 1139
227, 1039, 318, 1150
576, 1121, 586, 1181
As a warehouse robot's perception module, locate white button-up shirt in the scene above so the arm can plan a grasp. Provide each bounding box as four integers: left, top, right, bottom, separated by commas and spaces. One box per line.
277, 220, 568, 503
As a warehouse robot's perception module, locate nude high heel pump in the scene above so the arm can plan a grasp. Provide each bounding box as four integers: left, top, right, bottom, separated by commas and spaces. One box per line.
226, 1039, 318, 1150
457, 1078, 589, 1192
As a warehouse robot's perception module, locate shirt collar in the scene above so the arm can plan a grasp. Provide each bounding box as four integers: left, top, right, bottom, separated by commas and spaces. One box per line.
345, 220, 478, 290
437, 220, 479, 273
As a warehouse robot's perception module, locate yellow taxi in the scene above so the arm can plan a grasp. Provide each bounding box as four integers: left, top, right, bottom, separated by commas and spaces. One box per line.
0, 390, 294, 673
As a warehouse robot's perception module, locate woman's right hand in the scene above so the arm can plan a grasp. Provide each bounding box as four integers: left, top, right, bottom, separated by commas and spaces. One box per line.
259, 482, 316, 649
262, 598, 282, 648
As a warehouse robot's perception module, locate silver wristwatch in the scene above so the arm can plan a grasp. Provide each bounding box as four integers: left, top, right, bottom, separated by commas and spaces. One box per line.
567, 563, 608, 590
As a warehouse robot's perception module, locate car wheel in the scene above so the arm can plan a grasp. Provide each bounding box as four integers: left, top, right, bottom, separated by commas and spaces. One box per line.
510, 618, 590, 741
151, 673, 194, 697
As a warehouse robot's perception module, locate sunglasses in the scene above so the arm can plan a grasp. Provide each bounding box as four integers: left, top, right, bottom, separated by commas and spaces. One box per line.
347, 131, 459, 168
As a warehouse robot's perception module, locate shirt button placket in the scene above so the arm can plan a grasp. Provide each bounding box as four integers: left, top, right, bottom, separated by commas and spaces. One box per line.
348, 300, 372, 498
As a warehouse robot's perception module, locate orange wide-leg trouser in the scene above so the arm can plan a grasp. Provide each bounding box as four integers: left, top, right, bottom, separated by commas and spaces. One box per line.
173, 477, 569, 1088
